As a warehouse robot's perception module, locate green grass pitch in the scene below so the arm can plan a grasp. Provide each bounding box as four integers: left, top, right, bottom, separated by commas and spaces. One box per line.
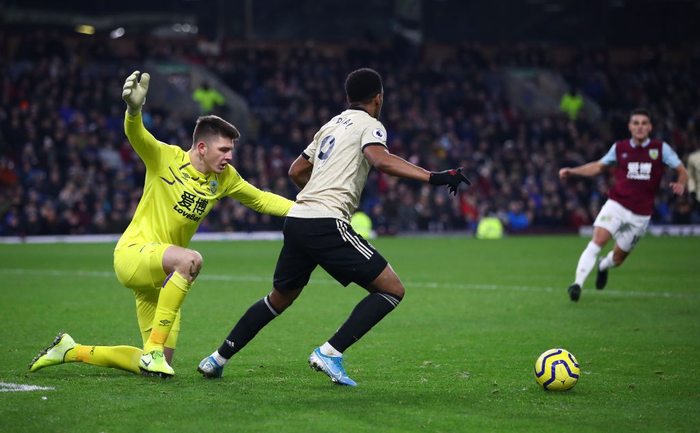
1, 236, 699, 432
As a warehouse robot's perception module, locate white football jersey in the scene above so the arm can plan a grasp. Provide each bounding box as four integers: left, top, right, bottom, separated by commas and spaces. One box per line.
287, 107, 388, 222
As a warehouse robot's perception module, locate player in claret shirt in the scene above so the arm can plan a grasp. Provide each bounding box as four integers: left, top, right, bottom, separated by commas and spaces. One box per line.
559, 108, 688, 302
28, 71, 294, 377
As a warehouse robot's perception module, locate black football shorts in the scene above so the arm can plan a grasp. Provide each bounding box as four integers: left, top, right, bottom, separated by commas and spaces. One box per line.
273, 217, 388, 291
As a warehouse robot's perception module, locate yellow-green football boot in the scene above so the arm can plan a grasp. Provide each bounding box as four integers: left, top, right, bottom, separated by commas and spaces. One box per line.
28, 333, 76, 372
139, 350, 174, 378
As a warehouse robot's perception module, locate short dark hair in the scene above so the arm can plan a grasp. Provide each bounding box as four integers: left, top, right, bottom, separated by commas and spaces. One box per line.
630, 108, 652, 123
193, 115, 240, 145
345, 68, 383, 104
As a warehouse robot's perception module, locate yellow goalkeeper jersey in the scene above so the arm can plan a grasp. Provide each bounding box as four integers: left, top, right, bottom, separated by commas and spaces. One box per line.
115, 112, 294, 250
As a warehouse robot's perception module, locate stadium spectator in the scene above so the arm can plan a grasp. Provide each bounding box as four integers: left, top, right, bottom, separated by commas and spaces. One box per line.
350, 209, 373, 239
0, 156, 19, 187
506, 200, 530, 231
192, 82, 226, 115
2, 33, 700, 238
560, 87, 584, 121
476, 213, 504, 239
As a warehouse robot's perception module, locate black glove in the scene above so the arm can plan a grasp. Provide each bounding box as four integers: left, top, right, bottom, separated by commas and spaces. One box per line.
429, 167, 472, 196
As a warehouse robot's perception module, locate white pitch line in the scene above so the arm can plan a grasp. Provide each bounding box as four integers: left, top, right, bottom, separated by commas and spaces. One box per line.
0, 382, 55, 392
0, 268, 698, 300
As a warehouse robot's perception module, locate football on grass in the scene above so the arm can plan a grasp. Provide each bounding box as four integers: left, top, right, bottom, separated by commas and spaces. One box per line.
534, 348, 580, 391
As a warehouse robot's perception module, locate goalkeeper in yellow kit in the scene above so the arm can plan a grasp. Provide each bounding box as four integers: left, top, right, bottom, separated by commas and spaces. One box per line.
28, 71, 294, 378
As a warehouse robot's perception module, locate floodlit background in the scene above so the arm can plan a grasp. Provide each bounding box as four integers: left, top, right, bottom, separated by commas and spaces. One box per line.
1, 0, 700, 238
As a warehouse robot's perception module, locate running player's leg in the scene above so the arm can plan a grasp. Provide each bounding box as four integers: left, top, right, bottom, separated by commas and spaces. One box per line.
323, 263, 402, 357
596, 210, 649, 289
594, 242, 630, 290
599, 243, 632, 270
197, 286, 303, 378
198, 219, 314, 378
568, 200, 621, 300
214, 284, 303, 363
306, 219, 400, 385
575, 227, 612, 286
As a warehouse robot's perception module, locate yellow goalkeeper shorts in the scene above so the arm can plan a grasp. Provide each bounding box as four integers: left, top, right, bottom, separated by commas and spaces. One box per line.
114, 242, 181, 348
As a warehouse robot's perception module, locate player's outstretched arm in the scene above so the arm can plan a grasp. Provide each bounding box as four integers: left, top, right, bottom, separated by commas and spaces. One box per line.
229, 179, 294, 217
364, 145, 429, 181
363, 145, 471, 196
559, 161, 607, 180
669, 163, 688, 195
122, 70, 150, 115
122, 71, 167, 168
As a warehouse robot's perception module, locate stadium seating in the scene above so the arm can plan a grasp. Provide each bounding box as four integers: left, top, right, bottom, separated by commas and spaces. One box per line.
1, 31, 698, 236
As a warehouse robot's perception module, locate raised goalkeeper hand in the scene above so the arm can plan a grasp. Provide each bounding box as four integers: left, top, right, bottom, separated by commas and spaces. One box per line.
122, 70, 150, 115
429, 167, 472, 196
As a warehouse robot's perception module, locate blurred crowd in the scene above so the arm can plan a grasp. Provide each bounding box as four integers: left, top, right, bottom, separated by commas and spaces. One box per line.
1, 30, 699, 237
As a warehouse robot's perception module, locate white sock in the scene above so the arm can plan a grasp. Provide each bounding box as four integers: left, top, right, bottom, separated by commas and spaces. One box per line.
320, 342, 342, 357
598, 251, 616, 271
574, 241, 601, 287
212, 350, 229, 366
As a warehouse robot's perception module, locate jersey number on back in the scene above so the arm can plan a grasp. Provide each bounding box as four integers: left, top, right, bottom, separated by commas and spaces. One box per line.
317, 135, 336, 167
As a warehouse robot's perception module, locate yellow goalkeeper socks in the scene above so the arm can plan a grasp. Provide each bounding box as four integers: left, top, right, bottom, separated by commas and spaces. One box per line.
72, 344, 142, 374
143, 271, 192, 354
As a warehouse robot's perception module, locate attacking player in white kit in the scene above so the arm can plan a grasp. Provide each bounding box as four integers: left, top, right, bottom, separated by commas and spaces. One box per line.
560, 108, 688, 302
196, 68, 471, 385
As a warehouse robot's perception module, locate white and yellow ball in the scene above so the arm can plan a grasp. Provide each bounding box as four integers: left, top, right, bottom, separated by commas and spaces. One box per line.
534, 348, 580, 391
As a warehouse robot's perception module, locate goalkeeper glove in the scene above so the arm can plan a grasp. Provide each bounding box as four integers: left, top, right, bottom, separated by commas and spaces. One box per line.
429, 167, 472, 196
122, 70, 150, 115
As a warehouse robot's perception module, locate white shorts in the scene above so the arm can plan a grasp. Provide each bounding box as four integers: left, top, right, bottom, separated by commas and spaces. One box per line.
593, 199, 650, 252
